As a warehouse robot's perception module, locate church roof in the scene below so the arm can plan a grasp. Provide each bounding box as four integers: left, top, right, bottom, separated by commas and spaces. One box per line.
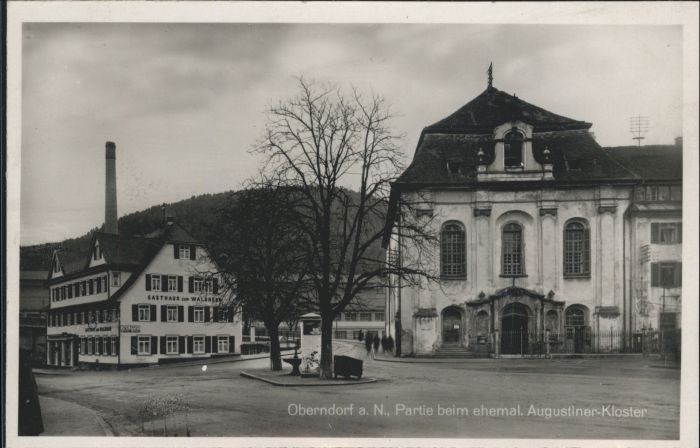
397, 129, 638, 185
425, 86, 591, 133
604, 145, 682, 181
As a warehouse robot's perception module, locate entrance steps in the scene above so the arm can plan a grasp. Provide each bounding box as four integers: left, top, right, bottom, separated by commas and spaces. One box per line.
428, 345, 489, 359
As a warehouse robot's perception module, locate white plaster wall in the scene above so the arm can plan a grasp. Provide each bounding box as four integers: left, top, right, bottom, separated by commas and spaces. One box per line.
118, 243, 242, 365
630, 216, 682, 330
49, 273, 112, 309
400, 184, 632, 353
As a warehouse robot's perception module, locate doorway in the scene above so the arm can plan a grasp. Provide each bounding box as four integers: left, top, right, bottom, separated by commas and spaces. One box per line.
441, 307, 462, 344
501, 303, 529, 354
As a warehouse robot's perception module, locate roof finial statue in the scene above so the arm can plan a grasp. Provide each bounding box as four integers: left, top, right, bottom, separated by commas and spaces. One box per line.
487, 62, 493, 88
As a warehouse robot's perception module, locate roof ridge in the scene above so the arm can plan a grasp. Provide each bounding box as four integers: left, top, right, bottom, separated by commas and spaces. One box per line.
424, 86, 591, 133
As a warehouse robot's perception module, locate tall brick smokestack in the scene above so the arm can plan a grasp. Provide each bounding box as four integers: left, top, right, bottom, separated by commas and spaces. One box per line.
104, 141, 118, 234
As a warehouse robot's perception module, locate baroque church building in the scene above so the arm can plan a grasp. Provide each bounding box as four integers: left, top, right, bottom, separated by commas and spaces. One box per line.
384, 78, 682, 357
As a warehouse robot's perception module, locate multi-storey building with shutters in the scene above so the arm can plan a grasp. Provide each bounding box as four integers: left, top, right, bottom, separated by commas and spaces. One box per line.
383, 78, 683, 357
608, 144, 683, 335
45, 142, 242, 367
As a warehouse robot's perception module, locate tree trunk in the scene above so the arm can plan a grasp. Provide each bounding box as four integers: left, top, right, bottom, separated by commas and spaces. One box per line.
267, 324, 282, 371
319, 316, 334, 379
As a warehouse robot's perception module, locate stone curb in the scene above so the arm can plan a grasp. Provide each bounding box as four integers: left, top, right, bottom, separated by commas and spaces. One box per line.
374, 354, 646, 363
373, 356, 491, 363
240, 371, 377, 387
93, 412, 116, 436
134, 348, 296, 370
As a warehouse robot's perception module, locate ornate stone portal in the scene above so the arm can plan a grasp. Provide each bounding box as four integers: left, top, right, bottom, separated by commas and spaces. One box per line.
464, 287, 565, 355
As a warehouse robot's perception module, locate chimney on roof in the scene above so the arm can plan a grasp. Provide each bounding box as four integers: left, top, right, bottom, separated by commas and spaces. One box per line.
104, 141, 118, 234
675, 136, 683, 147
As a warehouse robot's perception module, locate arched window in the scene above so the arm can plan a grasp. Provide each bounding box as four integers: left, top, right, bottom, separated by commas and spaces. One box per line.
502, 223, 523, 276
565, 307, 586, 327
504, 130, 524, 169
440, 222, 465, 277
564, 220, 590, 277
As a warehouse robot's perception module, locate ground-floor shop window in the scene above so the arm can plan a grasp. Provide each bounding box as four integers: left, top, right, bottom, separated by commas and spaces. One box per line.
193, 336, 205, 354
111, 337, 117, 355
217, 336, 229, 353
138, 336, 151, 355
166, 336, 179, 354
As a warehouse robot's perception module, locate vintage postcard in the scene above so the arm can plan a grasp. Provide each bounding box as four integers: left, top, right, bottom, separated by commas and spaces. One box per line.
4, 2, 699, 448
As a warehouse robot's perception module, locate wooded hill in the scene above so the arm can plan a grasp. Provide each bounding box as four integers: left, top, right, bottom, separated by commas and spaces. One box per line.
20, 188, 386, 272
20, 191, 239, 271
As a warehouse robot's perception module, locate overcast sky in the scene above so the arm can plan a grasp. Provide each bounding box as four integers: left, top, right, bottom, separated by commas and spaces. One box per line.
21, 23, 682, 245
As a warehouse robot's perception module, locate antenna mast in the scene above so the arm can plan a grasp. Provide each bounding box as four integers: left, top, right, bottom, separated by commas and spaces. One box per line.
629, 115, 649, 147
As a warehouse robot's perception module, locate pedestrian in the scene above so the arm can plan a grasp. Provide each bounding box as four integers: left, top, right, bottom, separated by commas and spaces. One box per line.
373, 334, 380, 353
364, 334, 372, 353
381, 335, 388, 353
358, 330, 364, 342
387, 335, 394, 354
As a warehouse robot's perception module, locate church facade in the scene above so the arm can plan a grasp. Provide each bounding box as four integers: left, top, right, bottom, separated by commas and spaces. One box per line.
384, 81, 682, 357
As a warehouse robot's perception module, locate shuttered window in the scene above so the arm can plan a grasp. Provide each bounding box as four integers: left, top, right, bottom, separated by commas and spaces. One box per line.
137, 336, 151, 355
193, 336, 205, 354
137, 304, 150, 322
151, 275, 161, 291
168, 276, 178, 292
166, 336, 178, 355
217, 336, 229, 353
178, 245, 190, 259
166, 306, 178, 322
651, 262, 682, 288
651, 223, 682, 244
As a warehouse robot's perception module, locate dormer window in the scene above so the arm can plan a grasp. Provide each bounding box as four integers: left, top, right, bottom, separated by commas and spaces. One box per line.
504, 130, 524, 169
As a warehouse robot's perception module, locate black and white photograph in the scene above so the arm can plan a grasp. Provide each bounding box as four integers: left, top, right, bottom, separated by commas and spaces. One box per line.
4, 2, 699, 447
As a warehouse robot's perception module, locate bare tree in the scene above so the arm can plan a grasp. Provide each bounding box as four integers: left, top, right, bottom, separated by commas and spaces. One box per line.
256, 78, 436, 379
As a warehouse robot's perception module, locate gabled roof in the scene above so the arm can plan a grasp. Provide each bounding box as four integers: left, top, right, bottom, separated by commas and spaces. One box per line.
397, 129, 638, 185
93, 232, 161, 270
424, 86, 591, 133
107, 222, 209, 302
48, 221, 202, 286
144, 221, 200, 243
604, 145, 682, 181
48, 249, 84, 279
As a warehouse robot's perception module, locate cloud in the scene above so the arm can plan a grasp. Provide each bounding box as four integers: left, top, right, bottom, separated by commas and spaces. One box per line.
20, 23, 682, 245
